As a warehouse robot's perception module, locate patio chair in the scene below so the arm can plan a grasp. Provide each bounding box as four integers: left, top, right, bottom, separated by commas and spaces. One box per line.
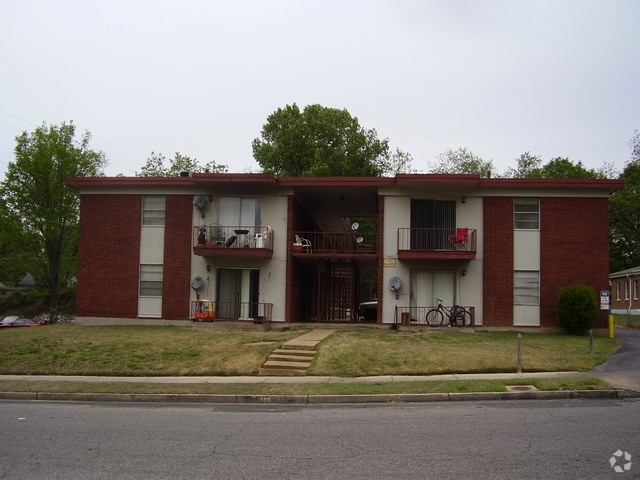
448, 228, 469, 250
295, 234, 312, 253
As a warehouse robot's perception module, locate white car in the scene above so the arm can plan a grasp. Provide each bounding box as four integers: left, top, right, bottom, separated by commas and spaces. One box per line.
358, 300, 377, 322
0, 315, 20, 326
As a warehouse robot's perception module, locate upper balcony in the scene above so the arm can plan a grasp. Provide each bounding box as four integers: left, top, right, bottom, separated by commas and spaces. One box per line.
292, 231, 377, 257
397, 228, 477, 260
193, 225, 273, 258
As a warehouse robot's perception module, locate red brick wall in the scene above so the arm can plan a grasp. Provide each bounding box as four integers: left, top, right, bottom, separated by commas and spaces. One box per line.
76, 195, 141, 318
540, 197, 611, 328
162, 196, 193, 320
610, 273, 640, 310
483, 197, 514, 326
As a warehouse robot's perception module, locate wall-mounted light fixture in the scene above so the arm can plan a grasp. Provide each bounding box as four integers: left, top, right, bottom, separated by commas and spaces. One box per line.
206, 265, 211, 272
461, 197, 467, 204
461, 269, 467, 276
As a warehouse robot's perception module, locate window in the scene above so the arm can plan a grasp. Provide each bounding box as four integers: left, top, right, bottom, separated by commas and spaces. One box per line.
218, 198, 261, 234
625, 281, 630, 301
142, 196, 166, 226
139, 264, 163, 296
514, 198, 539, 229
514, 271, 539, 305
410, 199, 456, 249
634, 280, 638, 300
616, 282, 621, 301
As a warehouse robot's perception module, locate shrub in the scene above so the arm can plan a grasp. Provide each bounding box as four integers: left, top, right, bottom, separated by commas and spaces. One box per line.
556, 284, 598, 335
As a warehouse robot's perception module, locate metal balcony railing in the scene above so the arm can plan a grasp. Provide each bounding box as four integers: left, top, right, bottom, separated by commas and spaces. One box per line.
193, 225, 273, 250
394, 305, 475, 326
190, 300, 273, 324
293, 231, 377, 254
397, 228, 477, 253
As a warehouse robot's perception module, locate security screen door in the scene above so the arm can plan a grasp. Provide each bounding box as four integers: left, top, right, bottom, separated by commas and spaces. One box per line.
216, 269, 259, 319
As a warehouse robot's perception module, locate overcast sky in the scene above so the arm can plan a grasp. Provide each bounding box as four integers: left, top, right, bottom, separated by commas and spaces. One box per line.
1, 0, 638, 177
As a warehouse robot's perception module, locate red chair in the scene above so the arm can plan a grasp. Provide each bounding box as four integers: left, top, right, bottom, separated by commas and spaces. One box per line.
448, 228, 469, 250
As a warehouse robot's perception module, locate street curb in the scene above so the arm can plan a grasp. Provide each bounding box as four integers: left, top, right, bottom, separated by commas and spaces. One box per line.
0, 389, 634, 404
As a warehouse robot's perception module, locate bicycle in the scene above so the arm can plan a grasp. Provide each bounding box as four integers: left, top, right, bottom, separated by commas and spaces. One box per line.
425, 298, 472, 327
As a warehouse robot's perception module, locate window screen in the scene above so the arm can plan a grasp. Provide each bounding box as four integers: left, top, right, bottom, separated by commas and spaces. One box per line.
514, 198, 539, 229
140, 264, 163, 296
142, 196, 166, 226
514, 270, 539, 305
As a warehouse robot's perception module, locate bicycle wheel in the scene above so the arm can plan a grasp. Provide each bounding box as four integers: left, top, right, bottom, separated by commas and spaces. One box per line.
425, 309, 444, 326
456, 309, 473, 327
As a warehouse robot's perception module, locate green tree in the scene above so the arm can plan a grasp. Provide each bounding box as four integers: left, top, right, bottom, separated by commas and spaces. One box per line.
610, 130, 640, 271
503, 152, 542, 178
0, 200, 25, 286
530, 157, 604, 179
252, 103, 412, 176
429, 147, 493, 176
0, 122, 106, 322
138, 152, 228, 176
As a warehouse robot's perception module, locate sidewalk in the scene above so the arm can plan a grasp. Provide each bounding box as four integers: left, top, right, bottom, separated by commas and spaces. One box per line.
0, 371, 593, 384
1, 371, 635, 404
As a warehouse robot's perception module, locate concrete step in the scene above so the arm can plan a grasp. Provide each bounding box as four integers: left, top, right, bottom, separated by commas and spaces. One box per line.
280, 343, 318, 352
258, 368, 307, 377
268, 353, 314, 363
271, 349, 316, 358
261, 360, 311, 370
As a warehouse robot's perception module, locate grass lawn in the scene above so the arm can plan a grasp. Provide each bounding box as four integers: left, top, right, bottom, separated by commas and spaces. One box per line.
0, 325, 621, 396
309, 329, 619, 376
0, 325, 306, 376
613, 313, 640, 328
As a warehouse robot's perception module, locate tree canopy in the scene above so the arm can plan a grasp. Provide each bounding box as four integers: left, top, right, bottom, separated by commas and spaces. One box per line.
610, 130, 640, 271
428, 147, 493, 176
0, 122, 106, 322
137, 152, 228, 176
252, 103, 413, 177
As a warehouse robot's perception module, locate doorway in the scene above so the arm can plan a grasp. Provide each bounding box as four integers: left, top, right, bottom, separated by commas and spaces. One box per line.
216, 268, 259, 319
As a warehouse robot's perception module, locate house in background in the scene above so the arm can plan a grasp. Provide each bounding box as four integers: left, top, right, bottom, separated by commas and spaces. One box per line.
609, 266, 640, 315
66, 173, 623, 332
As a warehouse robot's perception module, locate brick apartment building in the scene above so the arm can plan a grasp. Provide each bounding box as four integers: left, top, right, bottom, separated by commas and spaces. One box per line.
66, 173, 623, 331
610, 266, 640, 315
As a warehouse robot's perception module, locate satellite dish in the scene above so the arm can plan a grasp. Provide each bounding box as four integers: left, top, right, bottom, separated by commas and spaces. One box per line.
351, 222, 359, 231
388, 277, 402, 291
388, 276, 402, 299
191, 276, 203, 291
194, 197, 209, 218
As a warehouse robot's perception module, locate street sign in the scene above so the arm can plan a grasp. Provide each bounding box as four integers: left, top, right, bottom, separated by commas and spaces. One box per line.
600, 290, 611, 310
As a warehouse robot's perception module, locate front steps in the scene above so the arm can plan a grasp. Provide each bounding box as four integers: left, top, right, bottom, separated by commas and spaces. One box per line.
259, 329, 335, 376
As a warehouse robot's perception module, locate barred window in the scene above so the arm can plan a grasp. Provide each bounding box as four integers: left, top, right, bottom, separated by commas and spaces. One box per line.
140, 264, 163, 297
142, 196, 166, 226
514, 270, 540, 305
514, 198, 539, 230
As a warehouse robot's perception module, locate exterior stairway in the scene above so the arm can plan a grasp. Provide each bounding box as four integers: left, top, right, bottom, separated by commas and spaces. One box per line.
259, 329, 335, 376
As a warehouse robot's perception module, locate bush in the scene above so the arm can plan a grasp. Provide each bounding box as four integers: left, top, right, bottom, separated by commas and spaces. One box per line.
556, 284, 598, 335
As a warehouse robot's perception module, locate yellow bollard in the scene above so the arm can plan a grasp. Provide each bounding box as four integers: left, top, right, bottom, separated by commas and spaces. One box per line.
608, 314, 615, 339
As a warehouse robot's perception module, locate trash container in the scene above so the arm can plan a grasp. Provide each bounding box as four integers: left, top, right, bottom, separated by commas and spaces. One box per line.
401, 312, 411, 326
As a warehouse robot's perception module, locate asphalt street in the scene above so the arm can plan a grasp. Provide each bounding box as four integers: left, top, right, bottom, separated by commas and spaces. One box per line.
1, 398, 638, 479
593, 328, 640, 394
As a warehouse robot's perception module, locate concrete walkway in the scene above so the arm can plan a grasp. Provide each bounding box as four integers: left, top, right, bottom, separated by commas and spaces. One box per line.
282, 329, 336, 350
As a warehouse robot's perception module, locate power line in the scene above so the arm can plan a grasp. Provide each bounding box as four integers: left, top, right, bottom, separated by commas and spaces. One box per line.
0, 108, 141, 176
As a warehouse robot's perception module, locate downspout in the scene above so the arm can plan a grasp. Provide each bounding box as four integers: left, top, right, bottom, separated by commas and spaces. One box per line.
626, 273, 633, 325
